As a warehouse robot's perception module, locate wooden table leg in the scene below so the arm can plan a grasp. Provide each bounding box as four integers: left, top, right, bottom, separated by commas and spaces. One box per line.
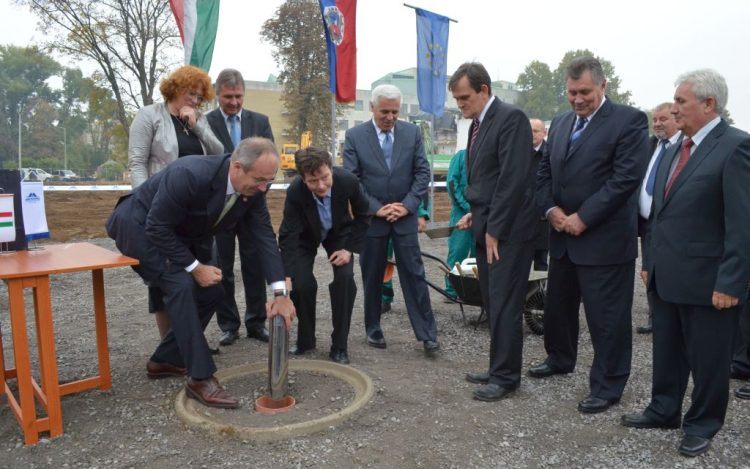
92, 269, 112, 390
7, 278, 39, 445
31, 276, 63, 438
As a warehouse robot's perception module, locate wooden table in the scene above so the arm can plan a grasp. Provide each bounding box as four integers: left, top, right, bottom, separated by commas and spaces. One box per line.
0, 243, 138, 445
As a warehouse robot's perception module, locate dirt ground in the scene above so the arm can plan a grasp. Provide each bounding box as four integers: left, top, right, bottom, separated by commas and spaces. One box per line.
1, 189, 750, 468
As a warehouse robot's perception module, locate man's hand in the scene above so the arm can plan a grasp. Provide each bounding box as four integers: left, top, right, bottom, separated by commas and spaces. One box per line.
563, 213, 587, 236
456, 212, 473, 230
191, 263, 222, 287
329, 249, 352, 266
640, 270, 648, 286
418, 217, 428, 233
285, 276, 292, 291
376, 204, 393, 218
386, 203, 409, 223
547, 207, 568, 232
713, 291, 739, 310
179, 106, 198, 127
266, 296, 296, 331
485, 233, 500, 264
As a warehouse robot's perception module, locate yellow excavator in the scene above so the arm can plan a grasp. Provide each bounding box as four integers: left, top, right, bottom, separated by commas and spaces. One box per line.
280, 131, 312, 179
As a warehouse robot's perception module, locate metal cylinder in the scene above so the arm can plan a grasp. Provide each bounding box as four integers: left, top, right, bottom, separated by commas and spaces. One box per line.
268, 315, 289, 401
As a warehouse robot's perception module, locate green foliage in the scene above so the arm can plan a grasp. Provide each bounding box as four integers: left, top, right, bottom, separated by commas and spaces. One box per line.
260, 0, 346, 151
722, 109, 735, 126
99, 160, 126, 181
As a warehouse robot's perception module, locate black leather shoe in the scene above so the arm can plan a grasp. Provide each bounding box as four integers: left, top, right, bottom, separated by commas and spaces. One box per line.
289, 344, 315, 356
247, 327, 270, 342
219, 330, 240, 346
366, 331, 386, 349
734, 383, 750, 399
730, 365, 750, 380
423, 340, 440, 352
472, 383, 515, 402
636, 325, 653, 334
381, 302, 391, 313
466, 371, 491, 384
679, 434, 711, 457
329, 347, 350, 365
528, 363, 569, 378
621, 413, 681, 429
578, 396, 620, 414
209, 346, 220, 355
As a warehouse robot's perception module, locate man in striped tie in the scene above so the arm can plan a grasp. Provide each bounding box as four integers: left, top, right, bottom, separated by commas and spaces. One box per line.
635, 103, 681, 334
622, 69, 750, 457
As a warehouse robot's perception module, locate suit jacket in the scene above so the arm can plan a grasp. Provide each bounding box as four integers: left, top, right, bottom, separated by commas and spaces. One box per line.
645, 119, 750, 305
464, 97, 537, 244
532, 140, 550, 250
206, 108, 274, 153
106, 154, 284, 284
278, 166, 372, 276
637, 136, 660, 238
343, 120, 430, 236
128, 102, 224, 188
537, 98, 649, 265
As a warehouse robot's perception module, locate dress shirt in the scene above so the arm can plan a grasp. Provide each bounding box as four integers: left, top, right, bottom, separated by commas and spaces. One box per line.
639, 131, 682, 219
666, 116, 721, 181
372, 119, 395, 147
312, 191, 333, 240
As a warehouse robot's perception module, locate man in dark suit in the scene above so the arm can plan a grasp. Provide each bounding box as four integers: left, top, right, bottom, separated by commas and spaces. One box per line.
106, 137, 295, 408
635, 103, 681, 334
531, 56, 649, 413
450, 62, 537, 401
206, 69, 276, 347
343, 84, 440, 353
278, 147, 371, 364
530, 118, 550, 272
622, 69, 750, 457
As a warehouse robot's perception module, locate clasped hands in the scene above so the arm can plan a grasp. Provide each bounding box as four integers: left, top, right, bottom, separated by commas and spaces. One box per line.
548, 207, 587, 236
376, 202, 409, 223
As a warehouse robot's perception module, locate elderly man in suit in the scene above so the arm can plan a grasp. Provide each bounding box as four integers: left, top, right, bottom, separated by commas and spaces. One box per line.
531, 56, 649, 413
279, 147, 371, 364
450, 62, 538, 401
635, 103, 681, 334
622, 69, 750, 457
530, 118, 550, 272
206, 69, 276, 347
106, 137, 295, 408
343, 84, 440, 353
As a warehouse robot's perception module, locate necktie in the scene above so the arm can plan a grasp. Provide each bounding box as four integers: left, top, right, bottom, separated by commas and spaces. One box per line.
382, 130, 393, 170
215, 192, 238, 227
229, 115, 241, 148
645, 140, 669, 195
665, 138, 694, 196
569, 117, 587, 147
467, 118, 480, 166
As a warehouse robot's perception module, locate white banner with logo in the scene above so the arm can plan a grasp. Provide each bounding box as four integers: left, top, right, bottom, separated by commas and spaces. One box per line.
0, 193, 15, 243
21, 182, 50, 241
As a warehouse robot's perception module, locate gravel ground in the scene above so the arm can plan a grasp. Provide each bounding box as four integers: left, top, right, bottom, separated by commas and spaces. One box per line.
1, 235, 750, 469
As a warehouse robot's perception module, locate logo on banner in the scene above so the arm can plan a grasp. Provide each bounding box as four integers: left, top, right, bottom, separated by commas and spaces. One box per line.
323, 6, 345, 45
425, 41, 446, 77
25, 192, 41, 204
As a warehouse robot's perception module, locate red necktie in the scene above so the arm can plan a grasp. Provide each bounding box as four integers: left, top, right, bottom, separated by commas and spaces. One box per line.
467, 118, 480, 165
664, 138, 694, 196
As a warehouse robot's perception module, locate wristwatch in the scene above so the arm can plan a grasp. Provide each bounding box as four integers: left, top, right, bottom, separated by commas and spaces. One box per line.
273, 289, 288, 298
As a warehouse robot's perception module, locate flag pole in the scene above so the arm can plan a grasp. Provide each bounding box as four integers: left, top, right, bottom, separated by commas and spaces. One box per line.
331, 94, 336, 166
403, 4, 458, 22
429, 114, 435, 228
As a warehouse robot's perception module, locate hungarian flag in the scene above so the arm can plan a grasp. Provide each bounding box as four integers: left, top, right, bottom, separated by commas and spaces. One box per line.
319, 0, 357, 103
169, 0, 221, 71
0, 194, 15, 243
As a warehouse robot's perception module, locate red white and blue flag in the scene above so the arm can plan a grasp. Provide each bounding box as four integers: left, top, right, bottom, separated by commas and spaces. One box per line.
318, 0, 357, 103
0, 194, 15, 243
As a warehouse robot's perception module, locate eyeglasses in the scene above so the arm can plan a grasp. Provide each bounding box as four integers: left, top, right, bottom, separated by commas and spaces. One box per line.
186, 89, 204, 104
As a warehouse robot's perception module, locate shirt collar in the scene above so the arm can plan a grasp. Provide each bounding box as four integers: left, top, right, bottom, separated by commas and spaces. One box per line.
577, 96, 607, 125
477, 95, 495, 124
689, 116, 721, 147
226, 171, 237, 197
372, 118, 395, 137
220, 107, 241, 123
666, 130, 682, 145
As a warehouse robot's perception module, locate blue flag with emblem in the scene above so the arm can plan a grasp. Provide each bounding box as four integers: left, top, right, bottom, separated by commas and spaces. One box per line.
415, 8, 450, 117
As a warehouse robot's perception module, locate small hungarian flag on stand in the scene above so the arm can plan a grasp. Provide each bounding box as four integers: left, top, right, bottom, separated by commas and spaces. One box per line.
319, 0, 357, 103
169, 0, 221, 71
0, 194, 15, 243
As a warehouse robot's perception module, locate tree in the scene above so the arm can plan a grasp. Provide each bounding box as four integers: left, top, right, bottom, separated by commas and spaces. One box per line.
553, 49, 634, 113
261, 0, 345, 151
516, 60, 557, 121
16, 0, 181, 134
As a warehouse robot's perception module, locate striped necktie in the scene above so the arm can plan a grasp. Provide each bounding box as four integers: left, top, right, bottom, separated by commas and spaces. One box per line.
467, 118, 480, 165
665, 138, 694, 196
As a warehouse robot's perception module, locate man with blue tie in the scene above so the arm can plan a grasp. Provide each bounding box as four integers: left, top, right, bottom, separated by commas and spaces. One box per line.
343, 84, 440, 353
635, 103, 681, 334
532, 56, 649, 413
207, 69, 276, 347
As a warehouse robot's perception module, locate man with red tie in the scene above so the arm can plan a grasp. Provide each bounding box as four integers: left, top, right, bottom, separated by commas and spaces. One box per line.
622, 69, 750, 457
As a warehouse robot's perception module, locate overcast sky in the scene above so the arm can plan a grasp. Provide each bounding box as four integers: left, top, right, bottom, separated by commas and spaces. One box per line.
3, 0, 749, 130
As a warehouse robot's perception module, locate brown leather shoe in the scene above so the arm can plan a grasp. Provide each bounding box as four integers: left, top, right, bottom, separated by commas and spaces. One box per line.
186, 377, 240, 409
146, 360, 187, 379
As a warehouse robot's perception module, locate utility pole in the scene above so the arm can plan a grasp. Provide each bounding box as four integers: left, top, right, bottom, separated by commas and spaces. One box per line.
17, 104, 22, 170
59, 127, 67, 170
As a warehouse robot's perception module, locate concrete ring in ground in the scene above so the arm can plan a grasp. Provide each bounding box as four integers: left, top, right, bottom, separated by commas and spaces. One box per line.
175, 360, 374, 442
